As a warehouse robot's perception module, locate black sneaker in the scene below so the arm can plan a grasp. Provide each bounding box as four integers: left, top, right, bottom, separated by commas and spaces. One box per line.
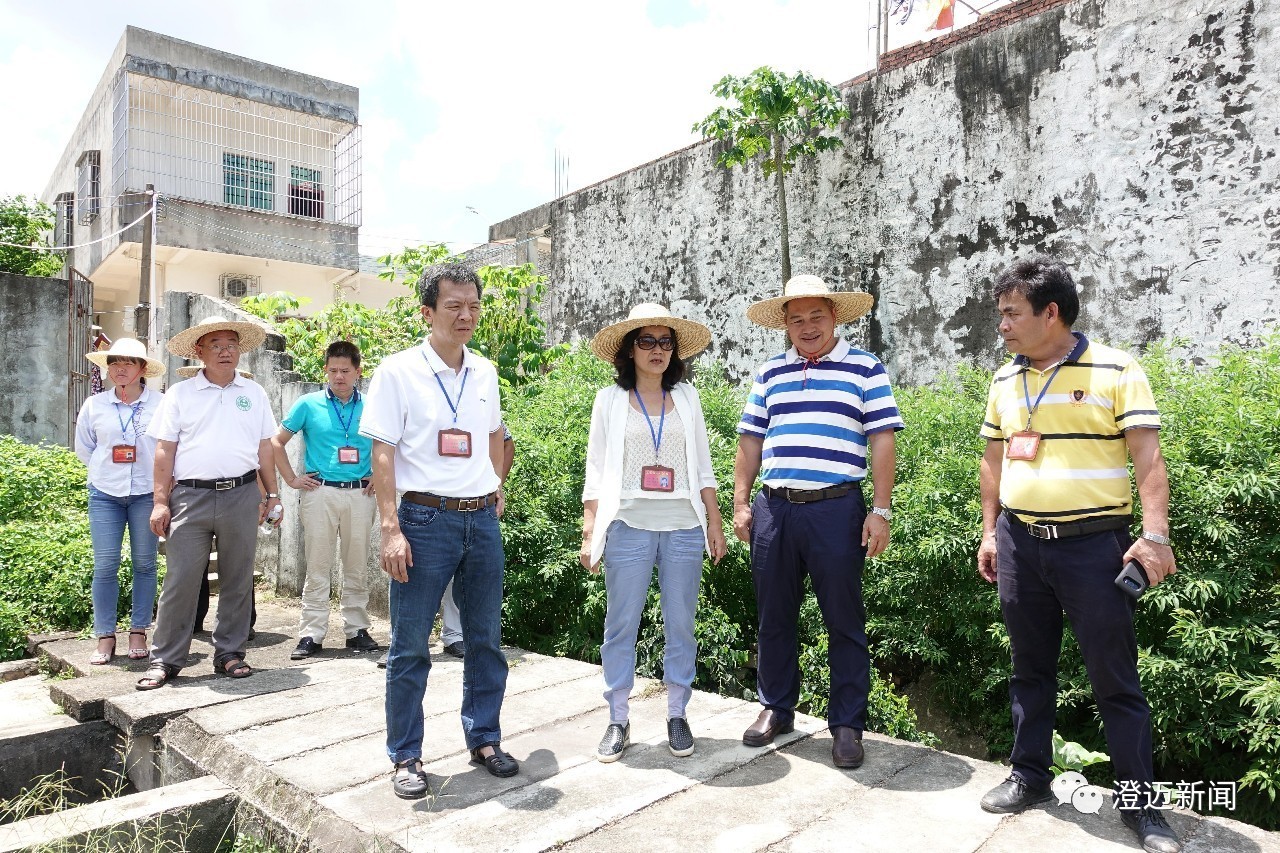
597, 722, 629, 763
345, 629, 380, 653
290, 637, 322, 660
980, 775, 1052, 813
667, 717, 695, 757
1120, 807, 1182, 853
443, 641, 465, 658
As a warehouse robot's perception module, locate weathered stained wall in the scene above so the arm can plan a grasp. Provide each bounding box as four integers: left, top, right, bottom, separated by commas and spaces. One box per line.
0, 274, 72, 446
535, 0, 1279, 384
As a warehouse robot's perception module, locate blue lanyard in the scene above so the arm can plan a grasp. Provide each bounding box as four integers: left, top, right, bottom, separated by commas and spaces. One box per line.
1020, 362, 1067, 431
424, 350, 469, 425
633, 389, 666, 458
327, 387, 359, 440
115, 394, 143, 442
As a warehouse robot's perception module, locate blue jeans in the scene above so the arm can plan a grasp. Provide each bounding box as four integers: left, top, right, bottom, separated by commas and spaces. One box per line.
385, 500, 508, 764
601, 521, 705, 722
87, 484, 159, 638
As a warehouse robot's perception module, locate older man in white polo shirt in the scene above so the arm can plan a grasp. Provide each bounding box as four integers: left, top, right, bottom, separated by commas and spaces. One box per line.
138, 316, 280, 690
360, 263, 516, 800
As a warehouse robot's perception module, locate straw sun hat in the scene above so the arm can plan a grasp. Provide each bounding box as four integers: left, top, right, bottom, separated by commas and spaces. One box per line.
166, 315, 267, 360
746, 274, 874, 330
590, 303, 712, 362
85, 337, 165, 379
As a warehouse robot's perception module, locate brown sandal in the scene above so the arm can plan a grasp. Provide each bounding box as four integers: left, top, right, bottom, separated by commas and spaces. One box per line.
136, 662, 179, 690
128, 630, 149, 660
216, 657, 253, 678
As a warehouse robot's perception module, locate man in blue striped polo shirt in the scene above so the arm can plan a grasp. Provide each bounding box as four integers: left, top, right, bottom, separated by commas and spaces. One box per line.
733, 274, 903, 769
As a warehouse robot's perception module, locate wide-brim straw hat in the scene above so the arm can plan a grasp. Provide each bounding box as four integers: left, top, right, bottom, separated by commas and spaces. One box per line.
85, 337, 165, 379
177, 363, 253, 380
746, 274, 875, 330
167, 315, 267, 360
590, 303, 712, 362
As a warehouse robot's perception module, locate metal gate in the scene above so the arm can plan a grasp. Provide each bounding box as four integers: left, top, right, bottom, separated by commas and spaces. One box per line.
67, 268, 94, 447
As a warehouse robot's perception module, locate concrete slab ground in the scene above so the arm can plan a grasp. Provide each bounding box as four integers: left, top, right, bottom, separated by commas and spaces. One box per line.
14, 593, 1280, 853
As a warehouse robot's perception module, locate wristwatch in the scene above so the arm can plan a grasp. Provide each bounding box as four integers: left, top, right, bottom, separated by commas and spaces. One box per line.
1140, 531, 1172, 546
265, 493, 279, 499
871, 506, 892, 522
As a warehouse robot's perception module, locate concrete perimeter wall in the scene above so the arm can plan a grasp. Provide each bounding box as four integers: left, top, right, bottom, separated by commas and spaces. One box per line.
515, 0, 1279, 384
0, 273, 72, 446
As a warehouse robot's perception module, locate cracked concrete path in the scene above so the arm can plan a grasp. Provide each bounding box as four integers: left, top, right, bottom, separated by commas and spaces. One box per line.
23, 595, 1280, 853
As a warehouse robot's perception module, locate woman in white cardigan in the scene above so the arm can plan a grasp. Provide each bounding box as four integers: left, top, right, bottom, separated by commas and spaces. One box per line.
581, 303, 727, 764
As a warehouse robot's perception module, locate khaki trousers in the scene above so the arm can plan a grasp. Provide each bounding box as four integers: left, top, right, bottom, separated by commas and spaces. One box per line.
298, 485, 376, 642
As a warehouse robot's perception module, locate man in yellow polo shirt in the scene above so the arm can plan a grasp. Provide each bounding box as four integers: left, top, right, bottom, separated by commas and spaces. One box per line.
975, 256, 1180, 853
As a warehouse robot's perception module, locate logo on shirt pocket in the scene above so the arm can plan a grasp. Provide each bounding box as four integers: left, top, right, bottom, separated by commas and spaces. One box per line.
236, 396, 252, 412
1070, 389, 1087, 406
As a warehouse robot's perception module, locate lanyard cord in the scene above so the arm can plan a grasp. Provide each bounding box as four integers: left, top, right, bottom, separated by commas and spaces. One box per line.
114, 394, 143, 442
1021, 362, 1067, 431
327, 388, 359, 440
633, 389, 667, 461
424, 350, 469, 425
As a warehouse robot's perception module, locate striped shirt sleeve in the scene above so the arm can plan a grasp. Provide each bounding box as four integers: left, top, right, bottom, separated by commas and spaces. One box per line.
737, 367, 770, 437
861, 360, 905, 434
1114, 359, 1161, 430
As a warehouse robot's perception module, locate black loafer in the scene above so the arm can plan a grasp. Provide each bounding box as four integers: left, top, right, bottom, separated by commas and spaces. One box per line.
980, 774, 1052, 813
470, 744, 519, 778
443, 641, 465, 658
392, 759, 429, 800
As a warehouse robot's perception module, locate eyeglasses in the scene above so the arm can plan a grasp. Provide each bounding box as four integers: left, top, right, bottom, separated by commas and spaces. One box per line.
635, 335, 675, 352
204, 343, 240, 353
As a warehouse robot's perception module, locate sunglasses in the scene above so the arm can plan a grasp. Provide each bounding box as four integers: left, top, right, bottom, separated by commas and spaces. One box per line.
635, 335, 675, 352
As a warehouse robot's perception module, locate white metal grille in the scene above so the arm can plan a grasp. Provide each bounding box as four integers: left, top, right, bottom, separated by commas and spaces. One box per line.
110, 70, 361, 226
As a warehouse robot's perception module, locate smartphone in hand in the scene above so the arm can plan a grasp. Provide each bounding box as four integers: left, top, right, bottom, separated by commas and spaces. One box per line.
1115, 559, 1149, 599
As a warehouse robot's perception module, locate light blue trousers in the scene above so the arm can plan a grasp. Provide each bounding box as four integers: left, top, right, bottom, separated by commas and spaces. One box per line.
600, 520, 705, 722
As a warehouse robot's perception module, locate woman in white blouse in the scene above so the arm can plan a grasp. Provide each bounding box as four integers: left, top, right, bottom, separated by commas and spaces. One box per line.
75, 339, 165, 665
581, 303, 727, 763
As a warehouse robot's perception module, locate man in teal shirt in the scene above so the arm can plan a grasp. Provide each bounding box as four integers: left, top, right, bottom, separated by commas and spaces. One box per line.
271, 341, 380, 658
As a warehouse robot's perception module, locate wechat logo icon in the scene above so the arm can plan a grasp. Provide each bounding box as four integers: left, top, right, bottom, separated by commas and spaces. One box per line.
1052, 771, 1107, 814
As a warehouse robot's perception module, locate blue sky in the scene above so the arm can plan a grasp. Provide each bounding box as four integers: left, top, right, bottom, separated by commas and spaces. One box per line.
0, 0, 891, 255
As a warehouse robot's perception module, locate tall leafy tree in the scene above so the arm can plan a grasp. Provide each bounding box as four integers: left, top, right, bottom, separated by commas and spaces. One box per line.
694, 68, 850, 288
0, 195, 63, 277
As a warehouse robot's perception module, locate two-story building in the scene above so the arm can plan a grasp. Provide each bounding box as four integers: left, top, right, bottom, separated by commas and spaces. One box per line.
41, 26, 400, 344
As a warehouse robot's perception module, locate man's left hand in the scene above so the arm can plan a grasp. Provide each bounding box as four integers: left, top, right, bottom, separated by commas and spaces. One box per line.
494, 488, 505, 519
259, 497, 282, 526
1123, 538, 1176, 587
862, 513, 890, 558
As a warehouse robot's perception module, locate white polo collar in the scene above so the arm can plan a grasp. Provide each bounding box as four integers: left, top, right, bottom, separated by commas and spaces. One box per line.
420, 339, 476, 375
787, 337, 850, 364
191, 369, 247, 390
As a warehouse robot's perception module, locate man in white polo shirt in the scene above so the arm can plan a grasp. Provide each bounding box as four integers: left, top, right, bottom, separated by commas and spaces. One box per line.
733, 275, 903, 769
360, 264, 516, 800
138, 316, 280, 690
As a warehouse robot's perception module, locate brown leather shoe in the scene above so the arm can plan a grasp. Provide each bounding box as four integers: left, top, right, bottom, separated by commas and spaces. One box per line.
742, 708, 795, 747
831, 726, 864, 768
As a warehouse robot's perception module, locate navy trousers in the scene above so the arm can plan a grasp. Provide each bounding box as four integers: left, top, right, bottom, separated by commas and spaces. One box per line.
997, 513, 1154, 790
751, 488, 869, 730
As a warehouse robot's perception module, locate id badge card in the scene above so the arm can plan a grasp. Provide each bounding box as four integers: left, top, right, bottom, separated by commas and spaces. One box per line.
112, 444, 137, 464
338, 445, 360, 465
641, 465, 676, 492
438, 428, 473, 458
1006, 431, 1041, 461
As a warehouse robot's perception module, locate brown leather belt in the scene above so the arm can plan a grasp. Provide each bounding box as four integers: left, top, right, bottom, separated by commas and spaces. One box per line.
1004, 510, 1131, 540
762, 483, 856, 504
402, 491, 498, 512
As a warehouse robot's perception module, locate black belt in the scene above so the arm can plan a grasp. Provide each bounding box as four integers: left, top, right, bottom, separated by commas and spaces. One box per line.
318, 478, 370, 489
1004, 510, 1131, 540
763, 483, 856, 504
176, 470, 257, 491
403, 491, 498, 512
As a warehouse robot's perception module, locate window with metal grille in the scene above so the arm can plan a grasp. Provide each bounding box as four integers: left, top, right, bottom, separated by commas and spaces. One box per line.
76, 151, 100, 225
288, 165, 324, 218
54, 192, 74, 246
223, 153, 274, 210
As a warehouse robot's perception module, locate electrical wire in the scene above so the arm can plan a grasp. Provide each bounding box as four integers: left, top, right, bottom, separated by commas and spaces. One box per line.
0, 196, 157, 253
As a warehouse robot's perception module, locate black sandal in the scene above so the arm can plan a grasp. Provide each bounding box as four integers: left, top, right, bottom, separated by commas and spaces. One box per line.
215, 657, 253, 678
470, 744, 519, 778
392, 759, 430, 800
136, 662, 179, 690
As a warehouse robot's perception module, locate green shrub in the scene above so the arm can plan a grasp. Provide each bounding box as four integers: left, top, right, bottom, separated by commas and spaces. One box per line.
0, 439, 151, 661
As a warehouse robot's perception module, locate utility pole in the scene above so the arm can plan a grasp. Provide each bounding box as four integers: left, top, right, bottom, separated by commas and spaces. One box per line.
135, 185, 155, 345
